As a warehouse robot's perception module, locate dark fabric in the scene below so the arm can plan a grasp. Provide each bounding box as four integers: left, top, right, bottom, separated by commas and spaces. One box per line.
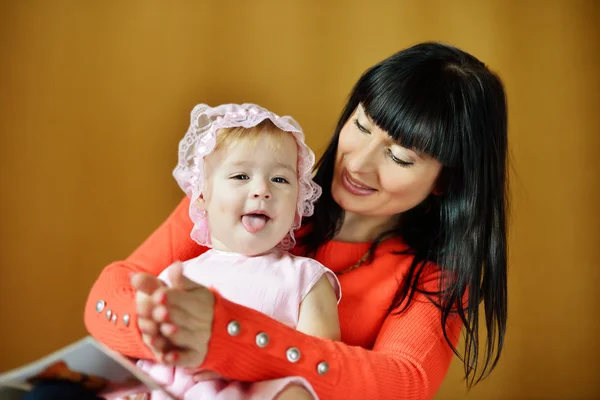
23, 380, 103, 400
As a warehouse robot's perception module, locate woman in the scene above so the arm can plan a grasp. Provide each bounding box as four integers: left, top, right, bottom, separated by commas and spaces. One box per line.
85, 41, 508, 399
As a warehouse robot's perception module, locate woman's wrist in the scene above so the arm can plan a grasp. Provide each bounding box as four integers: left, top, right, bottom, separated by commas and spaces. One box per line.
201, 291, 339, 387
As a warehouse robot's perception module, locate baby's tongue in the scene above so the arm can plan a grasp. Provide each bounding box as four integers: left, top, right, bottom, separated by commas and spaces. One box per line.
242, 214, 268, 233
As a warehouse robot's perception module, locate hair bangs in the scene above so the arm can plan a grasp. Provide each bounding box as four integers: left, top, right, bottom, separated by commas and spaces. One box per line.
358, 64, 463, 167
215, 119, 286, 153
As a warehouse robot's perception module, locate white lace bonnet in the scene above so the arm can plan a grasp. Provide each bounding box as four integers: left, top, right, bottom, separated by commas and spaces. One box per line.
172, 103, 322, 250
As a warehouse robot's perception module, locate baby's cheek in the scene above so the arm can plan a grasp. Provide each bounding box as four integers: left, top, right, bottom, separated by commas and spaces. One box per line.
217, 197, 240, 216
284, 195, 299, 224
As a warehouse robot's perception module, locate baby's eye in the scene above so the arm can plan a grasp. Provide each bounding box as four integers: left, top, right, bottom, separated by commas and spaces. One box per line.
231, 174, 249, 180
272, 177, 289, 184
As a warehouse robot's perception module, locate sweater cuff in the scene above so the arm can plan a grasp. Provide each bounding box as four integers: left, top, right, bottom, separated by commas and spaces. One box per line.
201, 291, 340, 390
84, 266, 154, 360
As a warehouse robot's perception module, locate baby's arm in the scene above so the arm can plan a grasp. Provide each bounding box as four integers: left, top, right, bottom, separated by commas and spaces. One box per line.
285, 275, 340, 399
296, 275, 341, 341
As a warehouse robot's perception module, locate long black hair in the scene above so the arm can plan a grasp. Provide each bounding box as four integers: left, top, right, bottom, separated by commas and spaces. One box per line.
301, 42, 508, 387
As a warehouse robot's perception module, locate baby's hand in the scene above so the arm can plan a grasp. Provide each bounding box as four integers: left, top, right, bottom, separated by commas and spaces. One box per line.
132, 274, 176, 359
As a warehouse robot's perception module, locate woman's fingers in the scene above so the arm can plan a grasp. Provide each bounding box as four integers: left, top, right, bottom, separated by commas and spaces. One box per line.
136, 295, 155, 319
137, 316, 159, 336
141, 332, 168, 353
162, 348, 206, 368
141, 303, 208, 353
132, 262, 215, 362
151, 304, 178, 324
158, 322, 178, 337
152, 286, 215, 321
151, 303, 194, 327
154, 297, 213, 351
131, 273, 166, 295
158, 321, 209, 351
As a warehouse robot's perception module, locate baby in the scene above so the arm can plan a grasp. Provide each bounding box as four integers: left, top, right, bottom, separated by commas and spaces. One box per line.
136, 104, 341, 400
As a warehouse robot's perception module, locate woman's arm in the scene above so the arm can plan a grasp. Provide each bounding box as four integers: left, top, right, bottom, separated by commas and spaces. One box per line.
84, 197, 205, 359
202, 270, 461, 400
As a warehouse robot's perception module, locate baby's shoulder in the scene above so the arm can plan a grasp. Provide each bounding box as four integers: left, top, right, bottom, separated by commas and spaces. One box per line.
270, 249, 327, 270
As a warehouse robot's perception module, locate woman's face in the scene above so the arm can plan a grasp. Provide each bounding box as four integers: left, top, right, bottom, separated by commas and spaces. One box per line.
331, 104, 443, 220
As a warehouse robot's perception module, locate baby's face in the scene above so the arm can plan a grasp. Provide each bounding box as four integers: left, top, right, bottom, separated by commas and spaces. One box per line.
197, 133, 299, 256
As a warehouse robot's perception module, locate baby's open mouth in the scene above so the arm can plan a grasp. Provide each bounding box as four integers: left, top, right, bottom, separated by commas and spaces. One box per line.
241, 212, 271, 233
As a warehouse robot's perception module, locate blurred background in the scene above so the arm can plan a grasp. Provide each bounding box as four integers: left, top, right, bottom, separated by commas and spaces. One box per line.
1, 1, 598, 399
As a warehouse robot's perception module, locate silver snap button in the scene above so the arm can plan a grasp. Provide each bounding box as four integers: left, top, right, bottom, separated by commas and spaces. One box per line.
106, 309, 112, 321
255, 332, 269, 348
111, 313, 117, 324
286, 347, 301, 363
95, 300, 105, 312
317, 361, 329, 375
123, 313, 130, 327
227, 321, 241, 336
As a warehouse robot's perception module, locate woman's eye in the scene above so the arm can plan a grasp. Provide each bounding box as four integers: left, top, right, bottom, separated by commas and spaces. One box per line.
231, 174, 249, 180
387, 149, 414, 167
354, 119, 370, 134
272, 177, 289, 184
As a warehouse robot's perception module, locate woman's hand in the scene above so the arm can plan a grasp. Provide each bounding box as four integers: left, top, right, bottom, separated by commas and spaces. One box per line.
131, 273, 173, 358
133, 262, 215, 368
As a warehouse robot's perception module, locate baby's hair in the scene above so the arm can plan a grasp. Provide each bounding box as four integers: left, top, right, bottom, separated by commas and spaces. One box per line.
214, 119, 291, 154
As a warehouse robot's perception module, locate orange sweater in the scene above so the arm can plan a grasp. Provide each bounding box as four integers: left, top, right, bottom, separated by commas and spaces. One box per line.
84, 197, 461, 400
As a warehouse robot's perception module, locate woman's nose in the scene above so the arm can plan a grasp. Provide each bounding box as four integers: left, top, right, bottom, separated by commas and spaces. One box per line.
345, 144, 378, 173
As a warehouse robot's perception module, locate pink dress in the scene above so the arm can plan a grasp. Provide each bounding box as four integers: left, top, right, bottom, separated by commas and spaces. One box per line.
137, 248, 341, 400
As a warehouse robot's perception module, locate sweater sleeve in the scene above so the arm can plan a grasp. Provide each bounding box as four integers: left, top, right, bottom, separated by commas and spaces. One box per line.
202, 269, 462, 400
84, 196, 206, 359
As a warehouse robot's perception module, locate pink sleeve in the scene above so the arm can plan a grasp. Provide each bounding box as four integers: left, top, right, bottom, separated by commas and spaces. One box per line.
297, 258, 342, 303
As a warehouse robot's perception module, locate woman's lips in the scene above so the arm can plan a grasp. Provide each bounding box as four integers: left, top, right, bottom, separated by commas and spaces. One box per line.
341, 168, 377, 196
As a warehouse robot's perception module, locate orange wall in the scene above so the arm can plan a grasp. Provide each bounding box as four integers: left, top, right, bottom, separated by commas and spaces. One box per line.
1, 1, 598, 398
